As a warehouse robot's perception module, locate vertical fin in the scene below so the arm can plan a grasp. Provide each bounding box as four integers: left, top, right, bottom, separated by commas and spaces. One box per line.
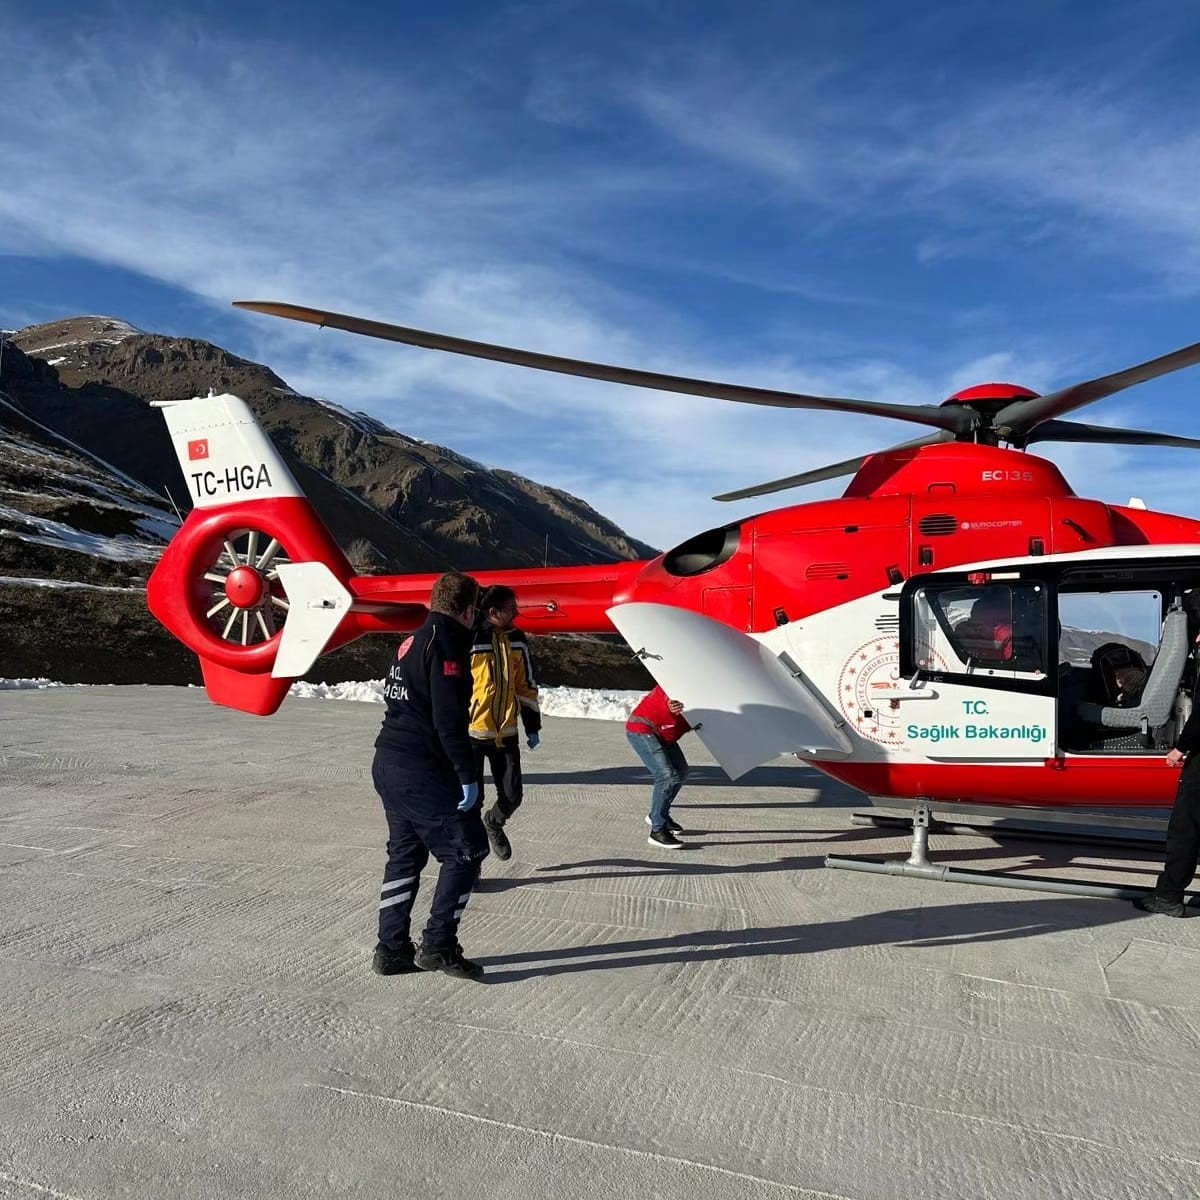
199, 659, 293, 716
154, 394, 302, 510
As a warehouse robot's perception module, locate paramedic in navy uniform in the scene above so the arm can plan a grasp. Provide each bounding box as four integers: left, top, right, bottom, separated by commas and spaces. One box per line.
370, 571, 490, 981
1135, 631, 1200, 918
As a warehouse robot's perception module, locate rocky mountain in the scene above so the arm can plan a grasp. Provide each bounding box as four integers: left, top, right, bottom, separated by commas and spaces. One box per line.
0, 316, 654, 689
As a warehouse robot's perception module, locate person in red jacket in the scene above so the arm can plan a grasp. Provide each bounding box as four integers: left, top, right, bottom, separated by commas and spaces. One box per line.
954, 592, 1014, 664
626, 685, 693, 849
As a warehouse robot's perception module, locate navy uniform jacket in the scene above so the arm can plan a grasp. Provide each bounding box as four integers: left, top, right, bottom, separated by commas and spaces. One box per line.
1175, 704, 1200, 755
374, 611, 476, 784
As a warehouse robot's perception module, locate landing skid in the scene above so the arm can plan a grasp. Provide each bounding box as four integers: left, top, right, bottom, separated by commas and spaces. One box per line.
825, 800, 1171, 900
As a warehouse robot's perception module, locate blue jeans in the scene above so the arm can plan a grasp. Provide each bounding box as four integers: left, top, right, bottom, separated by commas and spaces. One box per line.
627, 732, 689, 831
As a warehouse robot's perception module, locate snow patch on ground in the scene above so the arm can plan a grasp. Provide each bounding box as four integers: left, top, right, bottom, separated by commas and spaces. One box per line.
288, 679, 641, 720
0, 678, 642, 720
133, 513, 182, 542
0, 501, 163, 562
313, 397, 387, 438
0, 394, 165, 501
0, 576, 143, 592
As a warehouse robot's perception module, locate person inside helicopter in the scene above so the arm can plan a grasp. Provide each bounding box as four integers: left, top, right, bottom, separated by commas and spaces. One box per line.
1070, 596, 1193, 752
952, 586, 1045, 672
1091, 643, 1148, 705
952, 588, 1015, 665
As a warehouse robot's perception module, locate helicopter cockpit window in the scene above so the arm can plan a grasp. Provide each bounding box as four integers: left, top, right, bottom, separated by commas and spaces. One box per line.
911, 582, 1047, 681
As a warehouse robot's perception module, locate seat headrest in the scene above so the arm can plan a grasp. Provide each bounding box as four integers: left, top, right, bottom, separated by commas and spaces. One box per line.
1089, 642, 1144, 673
1091, 642, 1148, 707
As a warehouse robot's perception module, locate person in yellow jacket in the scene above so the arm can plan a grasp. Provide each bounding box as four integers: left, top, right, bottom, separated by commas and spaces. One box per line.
469, 585, 542, 860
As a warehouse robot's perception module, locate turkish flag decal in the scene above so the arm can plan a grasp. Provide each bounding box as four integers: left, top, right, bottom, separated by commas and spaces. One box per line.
187, 439, 210, 461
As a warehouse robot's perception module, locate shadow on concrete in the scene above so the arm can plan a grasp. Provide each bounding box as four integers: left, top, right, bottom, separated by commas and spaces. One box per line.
476, 820, 1169, 896
475, 827, 897, 894
886, 837, 1168, 879
478, 895, 1149, 983
475, 855, 823, 892
482, 818, 1170, 885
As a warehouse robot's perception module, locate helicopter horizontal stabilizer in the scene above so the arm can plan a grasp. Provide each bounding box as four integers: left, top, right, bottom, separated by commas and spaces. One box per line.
271, 562, 353, 679
608, 602, 853, 779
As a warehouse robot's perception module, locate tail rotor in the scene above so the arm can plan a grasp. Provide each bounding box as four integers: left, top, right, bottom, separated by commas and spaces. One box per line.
202, 528, 292, 647
147, 393, 356, 714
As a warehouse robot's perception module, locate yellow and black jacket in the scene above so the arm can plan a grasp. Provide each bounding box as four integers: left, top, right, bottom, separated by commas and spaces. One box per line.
469, 625, 541, 744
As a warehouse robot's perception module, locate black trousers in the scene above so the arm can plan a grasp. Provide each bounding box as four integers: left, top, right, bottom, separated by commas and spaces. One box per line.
372, 752, 489, 951
1157, 755, 1200, 902
471, 735, 523, 822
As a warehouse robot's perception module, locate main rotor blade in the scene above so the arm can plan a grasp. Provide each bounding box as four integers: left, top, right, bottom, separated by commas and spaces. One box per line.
994, 338, 1200, 434
713, 431, 952, 502
233, 300, 975, 435
1021, 419, 1200, 449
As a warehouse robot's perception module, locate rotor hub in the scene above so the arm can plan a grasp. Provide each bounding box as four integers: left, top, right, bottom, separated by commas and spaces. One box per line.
225, 565, 266, 609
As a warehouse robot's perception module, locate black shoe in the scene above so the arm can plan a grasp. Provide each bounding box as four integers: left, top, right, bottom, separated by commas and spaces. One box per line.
647, 828, 684, 849
483, 809, 512, 861
372, 940, 419, 975
415, 941, 485, 981
1133, 893, 1186, 918
645, 815, 684, 834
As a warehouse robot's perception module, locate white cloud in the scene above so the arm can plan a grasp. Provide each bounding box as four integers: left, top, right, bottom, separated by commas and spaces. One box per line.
3, 10, 1200, 554
622, 53, 1200, 290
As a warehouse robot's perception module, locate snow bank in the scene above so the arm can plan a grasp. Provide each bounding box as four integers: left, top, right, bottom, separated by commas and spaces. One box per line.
0, 575, 143, 592
0, 676, 642, 720
288, 679, 641, 720
0, 501, 163, 563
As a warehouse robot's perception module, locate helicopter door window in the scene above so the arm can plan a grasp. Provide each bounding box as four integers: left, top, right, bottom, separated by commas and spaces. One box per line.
1057, 589, 1169, 753
911, 582, 1048, 685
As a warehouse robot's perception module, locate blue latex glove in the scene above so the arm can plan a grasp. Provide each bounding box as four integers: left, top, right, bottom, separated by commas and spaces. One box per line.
458, 781, 479, 812
527, 734, 540, 750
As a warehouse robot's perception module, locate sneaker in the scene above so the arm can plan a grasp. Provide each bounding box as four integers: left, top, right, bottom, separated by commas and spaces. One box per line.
647, 828, 684, 849
415, 941, 485, 981
645, 815, 684, 834
372, 940, 419, 975
1133, 893, 1186, 918
483, 810, 512, 861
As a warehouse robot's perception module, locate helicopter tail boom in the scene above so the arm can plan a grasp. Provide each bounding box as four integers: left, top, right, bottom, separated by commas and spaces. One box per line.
147, 394, 646, 714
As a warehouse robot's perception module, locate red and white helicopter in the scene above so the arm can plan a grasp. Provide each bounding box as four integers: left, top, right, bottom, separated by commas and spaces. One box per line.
147, 300, 1200, 889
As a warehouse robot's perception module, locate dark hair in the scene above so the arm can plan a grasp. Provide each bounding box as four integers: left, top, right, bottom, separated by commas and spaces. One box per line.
1091, 641, 1148, 706
479, 584, 517, 615
429, 571, 480, 617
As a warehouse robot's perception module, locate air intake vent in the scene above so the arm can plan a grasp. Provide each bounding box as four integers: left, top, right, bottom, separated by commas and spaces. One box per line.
806, 562, 851, 580
919, 514, 958, 536
875, 614, 899, 633
663, 522, 742, 577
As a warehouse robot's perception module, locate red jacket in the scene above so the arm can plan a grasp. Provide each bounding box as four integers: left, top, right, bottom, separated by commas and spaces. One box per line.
626, 686, 692, 745
956, 616, 1014, 662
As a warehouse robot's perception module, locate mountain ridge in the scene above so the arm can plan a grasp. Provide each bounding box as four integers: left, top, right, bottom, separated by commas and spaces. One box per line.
0, 316, 655, 690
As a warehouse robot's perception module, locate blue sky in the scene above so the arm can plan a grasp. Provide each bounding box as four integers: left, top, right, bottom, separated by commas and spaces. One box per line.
3, 0, 1200, 550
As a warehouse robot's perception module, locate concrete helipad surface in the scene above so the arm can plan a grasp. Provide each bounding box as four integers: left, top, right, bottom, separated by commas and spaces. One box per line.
3, 687, 1200, 1199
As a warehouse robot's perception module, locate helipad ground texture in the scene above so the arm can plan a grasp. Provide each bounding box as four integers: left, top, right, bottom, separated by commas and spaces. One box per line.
2, 687, 1199, 1199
